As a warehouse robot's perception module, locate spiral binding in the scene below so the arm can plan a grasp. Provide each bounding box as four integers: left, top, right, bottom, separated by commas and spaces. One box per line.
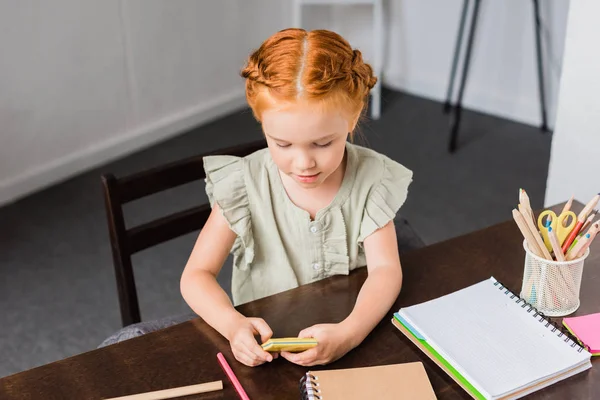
492, 279, 590, 353
299, 373, 322, 400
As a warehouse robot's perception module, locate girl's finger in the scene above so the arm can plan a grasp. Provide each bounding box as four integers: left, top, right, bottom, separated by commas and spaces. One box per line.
241, 338, 272, 363
249, 318, 273, 343
281, 348, 318, 366
233, 349, 257, 367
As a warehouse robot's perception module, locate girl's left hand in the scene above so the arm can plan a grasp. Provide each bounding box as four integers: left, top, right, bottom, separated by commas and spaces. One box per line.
280, 323, 355, 366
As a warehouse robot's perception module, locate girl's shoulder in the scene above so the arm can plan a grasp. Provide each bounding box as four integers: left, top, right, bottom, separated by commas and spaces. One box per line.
348, 143, 413, 187
203, 146, 270, 174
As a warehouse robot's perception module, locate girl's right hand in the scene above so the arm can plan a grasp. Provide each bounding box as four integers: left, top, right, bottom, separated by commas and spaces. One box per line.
228, 317, 275, 367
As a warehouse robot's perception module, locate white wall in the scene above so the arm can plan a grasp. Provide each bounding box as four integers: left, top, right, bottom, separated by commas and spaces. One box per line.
0, 0, 570, 207
544, 0, 600, 207
0, 0, 291, 207
327, 0, 570, 128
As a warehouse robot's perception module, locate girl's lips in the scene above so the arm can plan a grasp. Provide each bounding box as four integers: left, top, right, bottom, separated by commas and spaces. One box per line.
295, 173, 320, 183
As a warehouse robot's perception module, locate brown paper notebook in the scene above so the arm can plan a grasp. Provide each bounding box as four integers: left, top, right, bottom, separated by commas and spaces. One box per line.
299, 362, 437, 400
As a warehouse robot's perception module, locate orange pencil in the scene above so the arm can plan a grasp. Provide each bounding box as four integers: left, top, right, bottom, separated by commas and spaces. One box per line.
562, 193, 600, 253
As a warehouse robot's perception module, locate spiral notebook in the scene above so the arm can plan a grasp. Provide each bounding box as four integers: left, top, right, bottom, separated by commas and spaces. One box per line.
392, 277, 592, 400
299, 362, 436, 400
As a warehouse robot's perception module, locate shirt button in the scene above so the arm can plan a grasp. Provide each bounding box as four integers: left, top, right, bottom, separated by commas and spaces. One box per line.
310, 225, 318, 233
312, 263, 320, 270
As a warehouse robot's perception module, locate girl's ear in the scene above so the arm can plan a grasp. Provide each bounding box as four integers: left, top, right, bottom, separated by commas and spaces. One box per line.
348, 112, 360, 133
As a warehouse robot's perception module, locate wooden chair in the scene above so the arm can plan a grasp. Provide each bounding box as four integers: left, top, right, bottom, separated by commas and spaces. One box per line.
101, 140, 267, 327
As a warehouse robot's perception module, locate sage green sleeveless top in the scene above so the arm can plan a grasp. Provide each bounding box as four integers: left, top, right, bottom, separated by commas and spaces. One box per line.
204, 142, 412, 305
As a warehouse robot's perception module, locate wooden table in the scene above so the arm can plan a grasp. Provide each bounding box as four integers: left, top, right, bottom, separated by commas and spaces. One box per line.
1, 204, 598, 399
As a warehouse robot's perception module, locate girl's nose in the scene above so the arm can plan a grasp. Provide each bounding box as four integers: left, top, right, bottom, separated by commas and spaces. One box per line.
295, 151, 316, 171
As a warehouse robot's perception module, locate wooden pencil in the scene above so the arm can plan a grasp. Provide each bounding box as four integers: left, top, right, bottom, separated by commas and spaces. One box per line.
104, 381, 223, 400
562, 193, 600, 253
579, 210, 597, 235
572, 222, 599, 260
548, 227, 565, 261
519, 189, 535, 223
513, 208, 545, 258
518, 204, 552, 260
561, 195, 574, 214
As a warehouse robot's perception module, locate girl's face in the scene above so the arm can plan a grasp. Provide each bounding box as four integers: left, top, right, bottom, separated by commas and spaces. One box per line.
261, 103, 354, 189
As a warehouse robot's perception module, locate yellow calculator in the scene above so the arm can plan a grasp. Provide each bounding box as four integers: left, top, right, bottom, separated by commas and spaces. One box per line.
261, 337, 318, 353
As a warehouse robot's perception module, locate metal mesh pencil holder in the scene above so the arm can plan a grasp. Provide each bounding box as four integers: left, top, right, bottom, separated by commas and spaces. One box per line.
520, 240, 590, 317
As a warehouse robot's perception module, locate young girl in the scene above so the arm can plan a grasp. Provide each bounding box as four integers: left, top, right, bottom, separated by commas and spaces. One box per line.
180, 28, 412, 367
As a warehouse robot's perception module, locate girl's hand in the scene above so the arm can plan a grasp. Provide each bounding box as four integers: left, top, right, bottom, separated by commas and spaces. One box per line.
228, 317, 276, 367
280, 323, 355, 366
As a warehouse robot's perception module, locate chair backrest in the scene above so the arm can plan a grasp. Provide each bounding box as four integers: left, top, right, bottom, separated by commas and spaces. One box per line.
101, 140, 267, 327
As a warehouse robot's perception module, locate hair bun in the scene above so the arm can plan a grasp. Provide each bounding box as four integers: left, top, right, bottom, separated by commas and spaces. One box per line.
351, 49, 377, 91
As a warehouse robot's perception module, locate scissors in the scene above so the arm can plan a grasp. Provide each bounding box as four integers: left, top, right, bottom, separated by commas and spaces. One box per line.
537, 210, 576, 251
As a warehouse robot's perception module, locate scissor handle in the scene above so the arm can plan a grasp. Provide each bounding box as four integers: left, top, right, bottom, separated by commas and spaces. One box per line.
557, 211, 577, 231
537, 210, 557, 231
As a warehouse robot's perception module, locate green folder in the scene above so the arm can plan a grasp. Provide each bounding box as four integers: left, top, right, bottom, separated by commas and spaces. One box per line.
393, 313, 485, 400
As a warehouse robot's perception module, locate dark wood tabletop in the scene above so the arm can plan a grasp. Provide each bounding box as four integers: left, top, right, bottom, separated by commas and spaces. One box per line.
1, 202, 598, 400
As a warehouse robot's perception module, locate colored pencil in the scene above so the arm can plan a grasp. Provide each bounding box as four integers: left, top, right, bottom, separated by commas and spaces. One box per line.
579, 210, 598, 235
217, 352, 250, 400
518, 204, 552, 260
548, 227, 565, 261
561, 195, 574, 214
513, 209, 546, 259
562, 193, 600, 253
519, 189, 535, 223
571, 222, 599, 260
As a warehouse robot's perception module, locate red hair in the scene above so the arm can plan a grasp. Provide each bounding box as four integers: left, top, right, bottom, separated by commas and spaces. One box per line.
241, 28, 377, 131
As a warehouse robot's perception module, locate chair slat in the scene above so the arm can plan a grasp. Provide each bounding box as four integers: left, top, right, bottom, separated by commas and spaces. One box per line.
118, 140, 266, 203
127, 205, 211, 254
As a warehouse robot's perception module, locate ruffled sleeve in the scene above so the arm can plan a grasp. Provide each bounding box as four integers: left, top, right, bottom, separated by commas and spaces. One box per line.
204, 155, 254, 269
358, 157, 413, 244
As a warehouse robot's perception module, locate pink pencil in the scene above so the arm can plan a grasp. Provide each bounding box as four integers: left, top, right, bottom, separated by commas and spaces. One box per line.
217, 352, 251, 400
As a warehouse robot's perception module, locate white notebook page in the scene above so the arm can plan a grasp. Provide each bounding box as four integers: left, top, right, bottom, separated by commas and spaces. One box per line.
400, 278, 590, 398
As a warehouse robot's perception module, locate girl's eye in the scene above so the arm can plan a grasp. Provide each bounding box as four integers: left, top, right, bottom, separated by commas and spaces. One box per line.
276, 143, 291, 148
314, 141, 332, 148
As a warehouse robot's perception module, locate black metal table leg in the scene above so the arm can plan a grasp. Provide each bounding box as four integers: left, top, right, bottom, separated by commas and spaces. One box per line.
449, 0, 481, 153
533, 0, 549, 132
444, 0, 470, 113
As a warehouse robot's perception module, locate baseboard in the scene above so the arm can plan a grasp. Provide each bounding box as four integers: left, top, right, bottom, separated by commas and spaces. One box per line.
383, 73, 548, 129
0, 89, 248, 207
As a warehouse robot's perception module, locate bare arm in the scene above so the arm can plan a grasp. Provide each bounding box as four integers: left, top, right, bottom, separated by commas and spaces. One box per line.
180, 204, 241, 338
180, 205, 273, 366
341, 220, 403, 347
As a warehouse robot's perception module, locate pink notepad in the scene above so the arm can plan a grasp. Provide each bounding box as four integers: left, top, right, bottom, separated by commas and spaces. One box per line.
563, 313, 600, 355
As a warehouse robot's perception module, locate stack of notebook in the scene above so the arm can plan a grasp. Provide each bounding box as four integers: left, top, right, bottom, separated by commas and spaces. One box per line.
392, 277, 592, 400
563, 313, 600, 356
